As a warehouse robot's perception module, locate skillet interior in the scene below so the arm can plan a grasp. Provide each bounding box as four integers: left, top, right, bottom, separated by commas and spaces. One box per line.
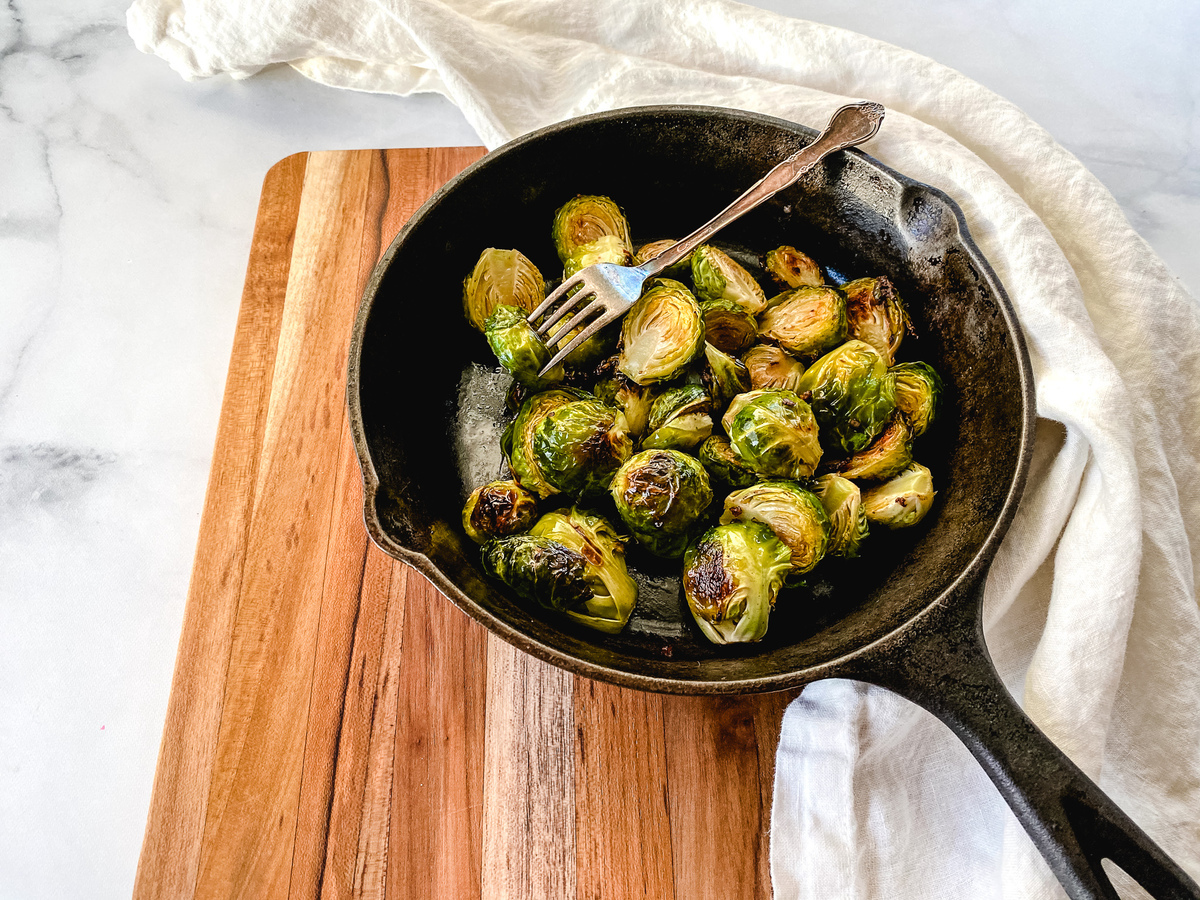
349, 106, 1030, 692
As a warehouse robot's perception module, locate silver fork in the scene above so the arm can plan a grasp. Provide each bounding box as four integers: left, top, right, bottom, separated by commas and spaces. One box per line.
529, 101, 886, 375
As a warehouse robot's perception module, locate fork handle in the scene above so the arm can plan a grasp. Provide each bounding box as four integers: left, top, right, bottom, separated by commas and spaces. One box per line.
641, 101, 886, 277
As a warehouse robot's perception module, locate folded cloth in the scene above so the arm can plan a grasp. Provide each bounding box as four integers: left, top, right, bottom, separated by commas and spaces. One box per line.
128, 1, 1200, 896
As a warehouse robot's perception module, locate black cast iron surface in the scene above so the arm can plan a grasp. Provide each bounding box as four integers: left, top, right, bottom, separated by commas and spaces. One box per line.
346, 107, 1199, 899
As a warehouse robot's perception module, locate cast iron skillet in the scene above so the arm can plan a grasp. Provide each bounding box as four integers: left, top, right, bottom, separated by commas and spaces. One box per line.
347, 106, 1198, 899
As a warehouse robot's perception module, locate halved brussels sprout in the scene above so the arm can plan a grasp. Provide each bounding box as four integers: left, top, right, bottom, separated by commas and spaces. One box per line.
763, 245, 824, 289
634, 239, 692, 277
698, 435, 760, 492
484, 304, 564, 389
507, 388, 591, 498
700, 342, 752, 412
833, 416, 913, 482
796, 340, 897, 457
528, 507, 638, 633
462, 479, 539, 544
720, 481, 830, 577
552, 195, 633, 277
642, 384, 713, 452
811, 473, 869, 558
722, 390, 823, 481
532, 397, 633, 499
618, 278, 705, 385
683, 521, 791, 644
757, 285, 848, 360
610, 449, 713, 558
862, 463, 936, 529
463, 247, 546, 332
691, 245, 767, 315
842, 276, 911, 366
594, 368, 656, 438
700, 297, 758, 355
892, 361, 943, 437
742, 343, 805, 393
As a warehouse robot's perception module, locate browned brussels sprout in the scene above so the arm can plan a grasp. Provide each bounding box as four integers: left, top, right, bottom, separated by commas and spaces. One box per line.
842, 276, 911, 366
862, 463, 936, 529
484, 304, 564, 389
462, 479, 539, 544
691, 245, 767, 314
742, 343, 805, 393
482, 535, 591, 614
594, 368, 657, 438
833, 416, 913, 482
634, 239, 692, 277
463, 247, 546, 332
610, 449, 713, 558
796, 340, 897, 457
683, 521, 791, 644
618, 279, 705, 385
722, 390, 823, 480
698, 435, 760, 492
700, 297, 758, 355
532, 398, 633, 499
642, 384, 713, 452
763, 245, 824, 289
720, 481, 830, 577
507, 387, 591, 498
811, 474, 869, 558
892, 361, 943, 436
529, 507, 638, 633
552, 195, 633, 277
757, 285, 848, 360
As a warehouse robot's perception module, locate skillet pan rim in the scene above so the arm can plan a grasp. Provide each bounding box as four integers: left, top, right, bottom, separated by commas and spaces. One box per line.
346, 103, 1038, 695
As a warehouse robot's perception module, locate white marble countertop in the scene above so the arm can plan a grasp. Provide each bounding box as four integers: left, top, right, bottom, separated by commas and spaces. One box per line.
2, 1, 1196, 897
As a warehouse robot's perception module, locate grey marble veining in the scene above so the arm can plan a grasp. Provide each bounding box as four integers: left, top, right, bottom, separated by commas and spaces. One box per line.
0, 0, 1196, 897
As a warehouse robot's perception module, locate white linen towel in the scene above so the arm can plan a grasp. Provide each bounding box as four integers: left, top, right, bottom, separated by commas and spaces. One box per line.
127, 2, 1200, 897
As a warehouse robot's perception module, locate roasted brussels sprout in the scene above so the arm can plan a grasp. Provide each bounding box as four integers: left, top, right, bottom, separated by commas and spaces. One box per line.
722, 390, 823, 481
552, 195, 633, 277
700, 342, 751, 412
462, 479, 539, 544
742, 343, 805, 393
529, 507, 638, 633
610, 449, 713, 558
720, 481, 830, 577
463, 247, 546, 332
833, 416, 913, 482
484, 304, 565, 389
642, 384, 713, 452
763, 245, 824, 289
683, 521, 791, 644
618, 278, 705, 385
634, 239, 692, 277
892, 361, 943, 437
691, 245, 767, 315
481, 512, 637, 634
700, 297, 758, 355
757, 285, 848, 360
698, 435, 760, 492
811, 473, 869, 558
862, 463, 936, 529
593, 369, 656, 438
507, 388, 591, 498
842, 276, 911, 366
532, 398, 633, 499
796, 340, 897, 457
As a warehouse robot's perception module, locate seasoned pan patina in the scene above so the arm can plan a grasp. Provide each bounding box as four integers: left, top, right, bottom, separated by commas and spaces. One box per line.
348, 107, 1199, 900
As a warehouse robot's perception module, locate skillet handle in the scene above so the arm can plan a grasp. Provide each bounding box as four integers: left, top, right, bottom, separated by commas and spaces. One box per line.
843, 580, 1200, 900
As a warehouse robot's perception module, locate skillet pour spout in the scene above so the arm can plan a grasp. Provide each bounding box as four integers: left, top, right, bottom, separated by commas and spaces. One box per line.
347, 106, 1200, 899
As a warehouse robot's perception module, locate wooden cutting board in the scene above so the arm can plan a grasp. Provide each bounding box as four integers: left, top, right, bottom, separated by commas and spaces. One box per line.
133, 148, 800, 900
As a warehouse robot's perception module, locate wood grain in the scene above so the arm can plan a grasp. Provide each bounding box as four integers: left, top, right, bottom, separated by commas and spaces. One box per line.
134, 147, 795, 900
